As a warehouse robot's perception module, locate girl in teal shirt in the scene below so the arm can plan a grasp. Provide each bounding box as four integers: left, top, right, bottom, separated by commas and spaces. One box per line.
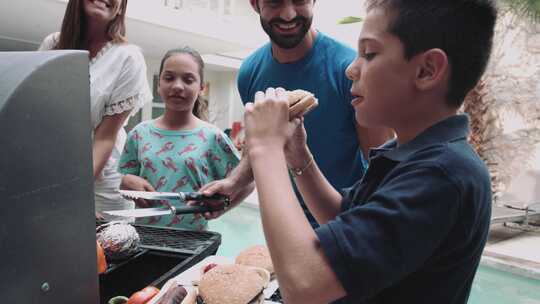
119, 47, 240, 230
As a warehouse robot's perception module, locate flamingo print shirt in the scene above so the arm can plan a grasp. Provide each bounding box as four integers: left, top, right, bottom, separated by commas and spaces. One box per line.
119, 120, 240, 230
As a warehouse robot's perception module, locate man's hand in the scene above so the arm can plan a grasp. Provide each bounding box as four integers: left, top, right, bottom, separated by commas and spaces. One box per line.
120, 174, 156, 208
190, 178, 236, 220
284, 117, 312, 169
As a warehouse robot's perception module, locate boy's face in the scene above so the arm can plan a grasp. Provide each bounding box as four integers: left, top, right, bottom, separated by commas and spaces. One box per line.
346, 7, 417, 128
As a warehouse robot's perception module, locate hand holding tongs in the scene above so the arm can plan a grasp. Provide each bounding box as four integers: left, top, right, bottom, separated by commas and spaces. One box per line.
103, 190, 230, 218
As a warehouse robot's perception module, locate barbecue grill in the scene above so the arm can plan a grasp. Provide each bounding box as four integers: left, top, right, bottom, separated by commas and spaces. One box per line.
0, 51, 221, 304
1, 51, 97, 304
99, 224, 220, 303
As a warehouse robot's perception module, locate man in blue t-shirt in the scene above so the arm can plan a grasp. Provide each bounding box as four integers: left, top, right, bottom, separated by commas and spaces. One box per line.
241, 0, 496, 303
198, 0, 392, 225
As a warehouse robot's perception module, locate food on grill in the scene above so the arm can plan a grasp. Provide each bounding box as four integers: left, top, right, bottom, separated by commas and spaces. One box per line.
269, 289, 283, 303
155, 284, 196, 304
197, 264, 270, 304
96, 221, 141, 260
201, 263, 219, 276
287, 89, 318, 119
127, 286, 159, 304
235, 245, 274, 279
96, 240, 108, 274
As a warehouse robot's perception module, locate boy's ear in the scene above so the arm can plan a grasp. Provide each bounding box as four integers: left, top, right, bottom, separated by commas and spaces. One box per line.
414, 49, 449, 91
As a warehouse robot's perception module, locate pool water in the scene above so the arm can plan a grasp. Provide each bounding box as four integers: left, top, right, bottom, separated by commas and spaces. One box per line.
469, 266, 540, 304
208, 205, 266, 258
208, 206, 540, 304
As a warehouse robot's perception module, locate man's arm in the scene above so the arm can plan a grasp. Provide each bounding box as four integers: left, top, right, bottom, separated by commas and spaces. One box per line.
356, 123, 395, 160
197, 149, 255, 219
284, 120, 343, 224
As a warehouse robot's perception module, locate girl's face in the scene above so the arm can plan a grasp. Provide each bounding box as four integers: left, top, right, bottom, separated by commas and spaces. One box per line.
83, 0, 121, 24
158, 53, 203, 113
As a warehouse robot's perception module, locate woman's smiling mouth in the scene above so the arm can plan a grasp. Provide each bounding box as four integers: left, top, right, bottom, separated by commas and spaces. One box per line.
92, 0, 111, 9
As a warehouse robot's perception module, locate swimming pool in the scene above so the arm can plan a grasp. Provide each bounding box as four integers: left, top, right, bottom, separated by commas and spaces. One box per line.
208, 205, 540, 304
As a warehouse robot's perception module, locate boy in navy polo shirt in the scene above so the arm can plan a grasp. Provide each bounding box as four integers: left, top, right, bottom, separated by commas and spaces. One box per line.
243, 0, 497, 303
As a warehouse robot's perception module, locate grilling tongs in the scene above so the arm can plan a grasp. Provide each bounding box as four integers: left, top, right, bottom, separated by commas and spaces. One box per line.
103, 190, 230, 218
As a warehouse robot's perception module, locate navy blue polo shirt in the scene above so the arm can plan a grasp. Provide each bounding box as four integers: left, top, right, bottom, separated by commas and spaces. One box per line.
315, 115, 492, 304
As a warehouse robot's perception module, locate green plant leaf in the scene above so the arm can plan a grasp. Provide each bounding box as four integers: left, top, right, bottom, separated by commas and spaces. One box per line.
337, 16, 363, 24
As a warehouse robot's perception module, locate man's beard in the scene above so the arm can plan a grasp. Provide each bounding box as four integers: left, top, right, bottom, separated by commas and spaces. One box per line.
260, 15, 313, 49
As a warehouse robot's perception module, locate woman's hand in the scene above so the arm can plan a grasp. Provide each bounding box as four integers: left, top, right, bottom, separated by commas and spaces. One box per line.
95, 211, 105, 221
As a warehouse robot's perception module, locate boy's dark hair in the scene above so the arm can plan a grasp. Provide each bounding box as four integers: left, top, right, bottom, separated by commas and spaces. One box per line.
159, 46, 209, 121
366, 0, 497, 107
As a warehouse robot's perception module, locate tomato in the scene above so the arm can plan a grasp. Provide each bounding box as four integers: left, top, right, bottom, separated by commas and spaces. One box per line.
141, 286, 160, 295
127, 286, 160, 304
96, 241, 107, 274
202, 263, 218, 274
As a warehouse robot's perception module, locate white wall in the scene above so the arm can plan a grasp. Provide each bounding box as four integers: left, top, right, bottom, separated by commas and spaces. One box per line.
313, 0, 365, 49
141, 56, 162, 121
206, 70, 244, 130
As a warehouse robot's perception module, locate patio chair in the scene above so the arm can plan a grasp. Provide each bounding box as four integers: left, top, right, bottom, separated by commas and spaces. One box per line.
490, 169, 540, 225
491, 203, 539, 225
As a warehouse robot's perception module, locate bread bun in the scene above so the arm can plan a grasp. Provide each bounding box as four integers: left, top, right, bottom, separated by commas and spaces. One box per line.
235, 245, 274, 277
198, 264, 269, 304
287, 89, 318, 119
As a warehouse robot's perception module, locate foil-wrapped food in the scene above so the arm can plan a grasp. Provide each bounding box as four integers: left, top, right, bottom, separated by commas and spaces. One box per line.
96, 221, 140, 261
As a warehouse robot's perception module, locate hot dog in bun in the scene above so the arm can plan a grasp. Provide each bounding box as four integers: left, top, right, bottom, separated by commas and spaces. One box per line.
287, 89, 318, 119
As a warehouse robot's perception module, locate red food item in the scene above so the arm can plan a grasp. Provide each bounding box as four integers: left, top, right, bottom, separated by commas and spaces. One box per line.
96, 241, 107, 274
202, 263, 218, 274
127, 286, 160, 304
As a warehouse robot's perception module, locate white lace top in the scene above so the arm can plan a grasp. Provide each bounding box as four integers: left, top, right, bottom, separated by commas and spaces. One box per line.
39, 33, 152, 215
39, 33, 151, 129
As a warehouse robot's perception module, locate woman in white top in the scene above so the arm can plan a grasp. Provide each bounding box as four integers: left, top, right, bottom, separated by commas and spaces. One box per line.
39, 0, 152, 219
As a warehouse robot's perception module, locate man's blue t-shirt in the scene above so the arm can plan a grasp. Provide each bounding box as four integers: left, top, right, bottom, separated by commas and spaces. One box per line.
238, 32, 365, 226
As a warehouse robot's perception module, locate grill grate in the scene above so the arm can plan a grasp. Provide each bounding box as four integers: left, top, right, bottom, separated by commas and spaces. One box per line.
270, 289, 284, 303
135, 224, 220, 255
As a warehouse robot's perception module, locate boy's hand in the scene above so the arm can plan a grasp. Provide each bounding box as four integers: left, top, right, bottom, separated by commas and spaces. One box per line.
120, 174, 155, 208
245, 87, 291, 152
